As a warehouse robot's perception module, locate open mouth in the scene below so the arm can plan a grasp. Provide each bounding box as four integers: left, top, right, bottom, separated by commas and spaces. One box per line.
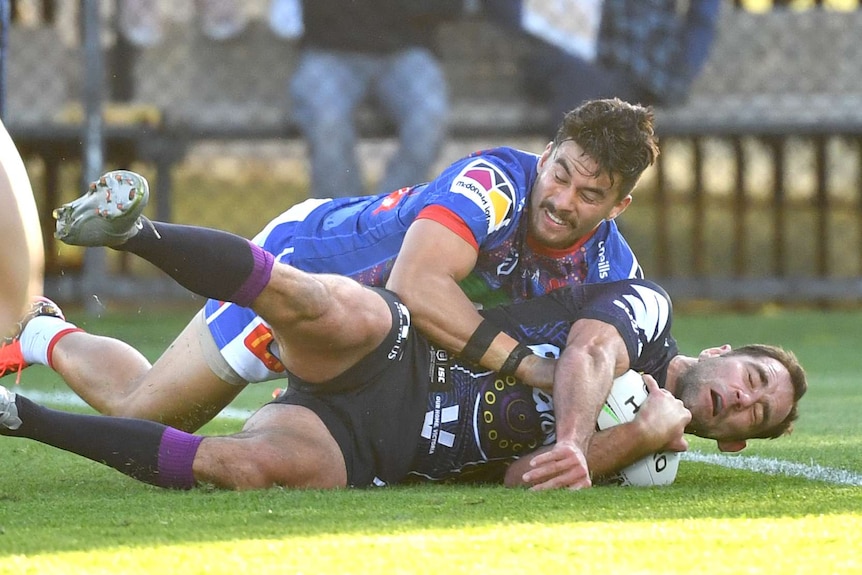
545, 208, 567, 227
710, 389, 723, 417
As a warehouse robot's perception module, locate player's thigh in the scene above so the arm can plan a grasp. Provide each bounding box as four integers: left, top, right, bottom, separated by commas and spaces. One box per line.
0, 195, 32, 333
127, 315, 245, 431
0, 129, 43, 334
262, 275, 394, 382
235, 403, 347, 488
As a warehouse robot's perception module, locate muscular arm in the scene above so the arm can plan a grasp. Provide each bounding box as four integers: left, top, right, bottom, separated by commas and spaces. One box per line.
552, 319, 629, 454
504, 423, 652, 488
387, 219, 544, 381
515, 318, 631, 489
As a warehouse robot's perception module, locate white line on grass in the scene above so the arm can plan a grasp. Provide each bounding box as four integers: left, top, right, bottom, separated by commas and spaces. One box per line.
18, 388, 255, 421
17, 389, 862, 486
683, 451, 862, 486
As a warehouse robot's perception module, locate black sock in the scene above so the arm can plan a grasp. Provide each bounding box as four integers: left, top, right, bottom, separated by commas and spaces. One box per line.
4, 395, 202, 489
120, 222, 274, 306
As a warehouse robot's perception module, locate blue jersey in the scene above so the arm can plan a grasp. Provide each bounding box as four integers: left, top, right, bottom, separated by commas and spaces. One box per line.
408, 279, 677, 483
204, 147, 643, 383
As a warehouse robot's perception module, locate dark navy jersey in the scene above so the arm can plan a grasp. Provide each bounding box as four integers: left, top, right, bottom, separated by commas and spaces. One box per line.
408, 279, 678, 482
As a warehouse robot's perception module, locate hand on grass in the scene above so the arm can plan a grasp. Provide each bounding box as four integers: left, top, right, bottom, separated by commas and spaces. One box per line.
521, 440, 591, 491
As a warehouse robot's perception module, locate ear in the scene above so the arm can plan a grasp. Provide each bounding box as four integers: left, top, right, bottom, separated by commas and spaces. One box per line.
698, 344, 732, 360
606, 194, 632, 220
538, 142, 554, 168
717, 439, 747, 453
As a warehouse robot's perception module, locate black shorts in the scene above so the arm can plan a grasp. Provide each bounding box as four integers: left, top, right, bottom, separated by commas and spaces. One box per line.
270, 288, 431, 487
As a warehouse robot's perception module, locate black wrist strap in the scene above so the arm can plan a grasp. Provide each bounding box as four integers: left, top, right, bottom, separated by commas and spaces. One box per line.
499, 344, 534, 377
461, 319, 501, 364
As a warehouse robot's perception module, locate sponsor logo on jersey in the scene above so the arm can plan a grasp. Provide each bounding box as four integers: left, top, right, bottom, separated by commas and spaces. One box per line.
596, 240, 611, 279
429, 347, 452, 392
372, 186, 411, 215
451, 161, 516, 234
495, 251, 519, 277
422, 394, 460, 454
388, 301, 412, 360
613, 284, 671, 356
243, 323, 286, 373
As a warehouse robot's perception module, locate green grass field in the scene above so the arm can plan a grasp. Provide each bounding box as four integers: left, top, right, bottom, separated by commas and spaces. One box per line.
1, 305, 861, 574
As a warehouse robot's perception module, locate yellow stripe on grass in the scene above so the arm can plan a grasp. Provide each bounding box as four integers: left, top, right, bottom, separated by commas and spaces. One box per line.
4, 514, 861, 575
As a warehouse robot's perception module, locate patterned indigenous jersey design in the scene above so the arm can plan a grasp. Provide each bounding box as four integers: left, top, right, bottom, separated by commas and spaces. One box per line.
204, 146, 641, 383
408, 279, 678, 482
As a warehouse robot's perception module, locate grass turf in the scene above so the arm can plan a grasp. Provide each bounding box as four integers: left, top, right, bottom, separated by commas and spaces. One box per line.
0, 305, 860, 574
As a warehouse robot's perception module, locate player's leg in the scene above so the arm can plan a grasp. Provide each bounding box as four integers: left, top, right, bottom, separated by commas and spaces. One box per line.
53, 312, 245, 431
48, 200, 318, 427
55, 171, 392, 382
0, 296, 242, 432
0, 385, 347, 489
35, 178, 319, 429
254, 264, 393, 381
0, 120, 44, 337
193, 403, 346, 489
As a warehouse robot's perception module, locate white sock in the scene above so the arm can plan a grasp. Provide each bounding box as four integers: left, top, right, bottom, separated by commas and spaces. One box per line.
19, 316, 79, 366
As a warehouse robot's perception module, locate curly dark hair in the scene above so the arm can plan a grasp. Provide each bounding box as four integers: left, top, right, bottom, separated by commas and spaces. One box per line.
553, 98, 660, 199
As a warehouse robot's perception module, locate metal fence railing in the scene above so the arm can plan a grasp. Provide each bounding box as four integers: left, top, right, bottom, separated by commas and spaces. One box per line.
2, 1, 861, 307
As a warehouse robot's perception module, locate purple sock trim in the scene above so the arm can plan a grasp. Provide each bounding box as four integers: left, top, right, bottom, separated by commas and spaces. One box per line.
230, 242, 275, 307
157, 427, 204, 490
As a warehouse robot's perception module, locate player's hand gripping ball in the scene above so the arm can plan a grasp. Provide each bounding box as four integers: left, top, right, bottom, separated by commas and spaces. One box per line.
596, 370, 680, 487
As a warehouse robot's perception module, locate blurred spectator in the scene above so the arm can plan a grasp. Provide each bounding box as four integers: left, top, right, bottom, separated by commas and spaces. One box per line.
289, 1, 465, 199
486, 0, 722, 134
118, 0, 247, 47
267, 0, 303, 40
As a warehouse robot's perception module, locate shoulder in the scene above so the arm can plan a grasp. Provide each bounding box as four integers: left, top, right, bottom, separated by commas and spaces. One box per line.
578, 279, 672, 328
583, 220, 643, 282
420, 147, 538, 238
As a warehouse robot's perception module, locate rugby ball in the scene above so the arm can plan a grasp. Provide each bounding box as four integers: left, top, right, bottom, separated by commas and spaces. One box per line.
596, 370, 680, 487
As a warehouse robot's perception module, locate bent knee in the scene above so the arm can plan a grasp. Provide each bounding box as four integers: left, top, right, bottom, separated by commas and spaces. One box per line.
196, 405, 349, 490
194, 436, 347, 491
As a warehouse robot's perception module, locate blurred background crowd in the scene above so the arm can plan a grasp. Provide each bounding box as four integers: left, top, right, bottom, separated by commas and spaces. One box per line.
2, 0, 861, 308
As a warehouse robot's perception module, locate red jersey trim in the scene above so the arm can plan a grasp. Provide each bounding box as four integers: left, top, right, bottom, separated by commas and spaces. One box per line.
416, 205, 479, 251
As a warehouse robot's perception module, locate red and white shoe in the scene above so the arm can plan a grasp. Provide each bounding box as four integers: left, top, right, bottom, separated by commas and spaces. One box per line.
0, 296, 66, 383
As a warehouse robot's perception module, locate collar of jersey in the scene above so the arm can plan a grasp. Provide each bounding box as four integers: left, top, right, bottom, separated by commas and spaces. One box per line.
525, 224, 599, 258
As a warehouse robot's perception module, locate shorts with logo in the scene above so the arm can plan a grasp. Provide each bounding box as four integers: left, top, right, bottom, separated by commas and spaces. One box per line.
270, 288, 431, 487
203, 198, 331, 384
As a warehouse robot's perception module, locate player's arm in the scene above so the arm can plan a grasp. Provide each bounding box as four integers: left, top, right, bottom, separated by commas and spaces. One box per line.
387, 218, 549, 385
504, 424, 671, 488
504, 424, 649, 488
584, 373, 690, 480
505, 375, 691, 488
513, 318, 628, 490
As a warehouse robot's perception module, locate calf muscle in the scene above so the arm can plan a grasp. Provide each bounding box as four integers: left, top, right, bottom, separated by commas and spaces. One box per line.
193, 404, 347, 490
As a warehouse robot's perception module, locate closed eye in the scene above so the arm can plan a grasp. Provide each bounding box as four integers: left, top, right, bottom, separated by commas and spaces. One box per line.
578, 189, 606, 204
755, 364, 768, 388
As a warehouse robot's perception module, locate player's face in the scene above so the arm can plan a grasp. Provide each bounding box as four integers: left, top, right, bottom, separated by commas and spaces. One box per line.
528, 140, 631, 250
675, 353, 795, 442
